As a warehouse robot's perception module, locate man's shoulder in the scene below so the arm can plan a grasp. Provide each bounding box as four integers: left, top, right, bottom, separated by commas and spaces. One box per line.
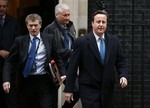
15, 35, 28, 39
105, 33, 121, 45
12, 35, 28, 44
5, 14, 18, 22
41, 32, 53, 36
44, 21, 57, 30
76, 35, 87, 43
43, 21, 59, 33
4, 14, 19, 29
41, 33, 55, 39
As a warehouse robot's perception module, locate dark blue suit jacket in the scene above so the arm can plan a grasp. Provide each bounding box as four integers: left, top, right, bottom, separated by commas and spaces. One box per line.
65, 31, 128, 108
3, 33, 65, 87
0, 14, 19, 72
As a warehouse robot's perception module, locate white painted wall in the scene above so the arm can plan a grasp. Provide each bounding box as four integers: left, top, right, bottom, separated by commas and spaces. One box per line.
58, 0, 88, 108
59, 0, 87, 37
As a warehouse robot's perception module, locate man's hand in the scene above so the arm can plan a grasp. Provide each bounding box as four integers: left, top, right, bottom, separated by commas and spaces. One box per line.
61, 75, 66, 82
65, 92, 74, 103
120, 77, 128, 88
0, 50, 9, 59
3, 82, 10, 94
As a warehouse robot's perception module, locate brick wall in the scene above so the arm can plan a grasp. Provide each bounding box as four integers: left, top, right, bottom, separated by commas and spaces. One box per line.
88, 0, 150, 108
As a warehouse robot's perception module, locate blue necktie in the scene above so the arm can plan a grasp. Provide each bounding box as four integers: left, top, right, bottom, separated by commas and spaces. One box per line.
23, 37, 37, 77
64, 30, 69, 49
100, 38, 105, 64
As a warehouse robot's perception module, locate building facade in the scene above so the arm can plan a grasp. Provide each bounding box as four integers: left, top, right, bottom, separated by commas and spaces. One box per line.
7, 0, 150, 108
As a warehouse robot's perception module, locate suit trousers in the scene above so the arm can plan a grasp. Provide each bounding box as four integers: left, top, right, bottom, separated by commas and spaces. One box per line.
0, 71, 7, 108
79, 84, 113, 108
0, 70, 17, 108
20, 74, 54, 108
79, 84, 103, 108
5, 81, 17, 108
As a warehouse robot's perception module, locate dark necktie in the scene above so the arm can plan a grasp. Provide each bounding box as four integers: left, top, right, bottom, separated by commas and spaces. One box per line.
64, 30, 69, 49
23, 37, 37, 77
100, 38, 105, 64
0, 17, 3, 28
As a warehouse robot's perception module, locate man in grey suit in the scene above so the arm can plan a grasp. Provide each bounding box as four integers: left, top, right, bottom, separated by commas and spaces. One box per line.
64, 10, 128, 108
2, 13, 66, 108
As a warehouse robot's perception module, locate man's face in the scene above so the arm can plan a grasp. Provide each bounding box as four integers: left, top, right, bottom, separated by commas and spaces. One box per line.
56, 9, 70, 25
92, 14, 107, 36
26, 20, 41, 36
0, 0, 8, 17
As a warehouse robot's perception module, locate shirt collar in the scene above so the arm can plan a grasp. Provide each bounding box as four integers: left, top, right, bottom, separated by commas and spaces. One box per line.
93, 31, 105, 41
29, 33, 41, 41
0, 15, 5, 19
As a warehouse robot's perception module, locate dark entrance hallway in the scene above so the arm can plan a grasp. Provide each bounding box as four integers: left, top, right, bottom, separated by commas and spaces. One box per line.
18, 0, 58, 34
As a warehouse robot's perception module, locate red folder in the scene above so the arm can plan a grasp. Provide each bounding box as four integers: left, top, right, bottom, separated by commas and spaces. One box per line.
49, 60, 64, 86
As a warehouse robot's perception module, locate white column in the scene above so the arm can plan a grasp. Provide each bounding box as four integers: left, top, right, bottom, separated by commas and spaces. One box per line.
59, 0, 79, 37
59, 0, 88, 37
57, 0, 88, 108
78, 0, 88, 36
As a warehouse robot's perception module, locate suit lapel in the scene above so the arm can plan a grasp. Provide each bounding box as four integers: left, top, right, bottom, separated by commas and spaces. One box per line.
87, 32, 113, 65
40, 33, 50, 62
22, 35, 30, 62
104, 33, 112, 64
87, 32, 102, 63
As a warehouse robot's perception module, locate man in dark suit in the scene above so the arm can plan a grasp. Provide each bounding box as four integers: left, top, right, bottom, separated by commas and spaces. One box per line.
0, 0, 20, 108
43, 3, 80, 108
64, 10, 128, 108
2, 13, 66, 108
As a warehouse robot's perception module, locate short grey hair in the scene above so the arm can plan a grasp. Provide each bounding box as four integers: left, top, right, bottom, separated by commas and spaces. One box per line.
25, 13, 42, 25
55, 3, 70, 14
